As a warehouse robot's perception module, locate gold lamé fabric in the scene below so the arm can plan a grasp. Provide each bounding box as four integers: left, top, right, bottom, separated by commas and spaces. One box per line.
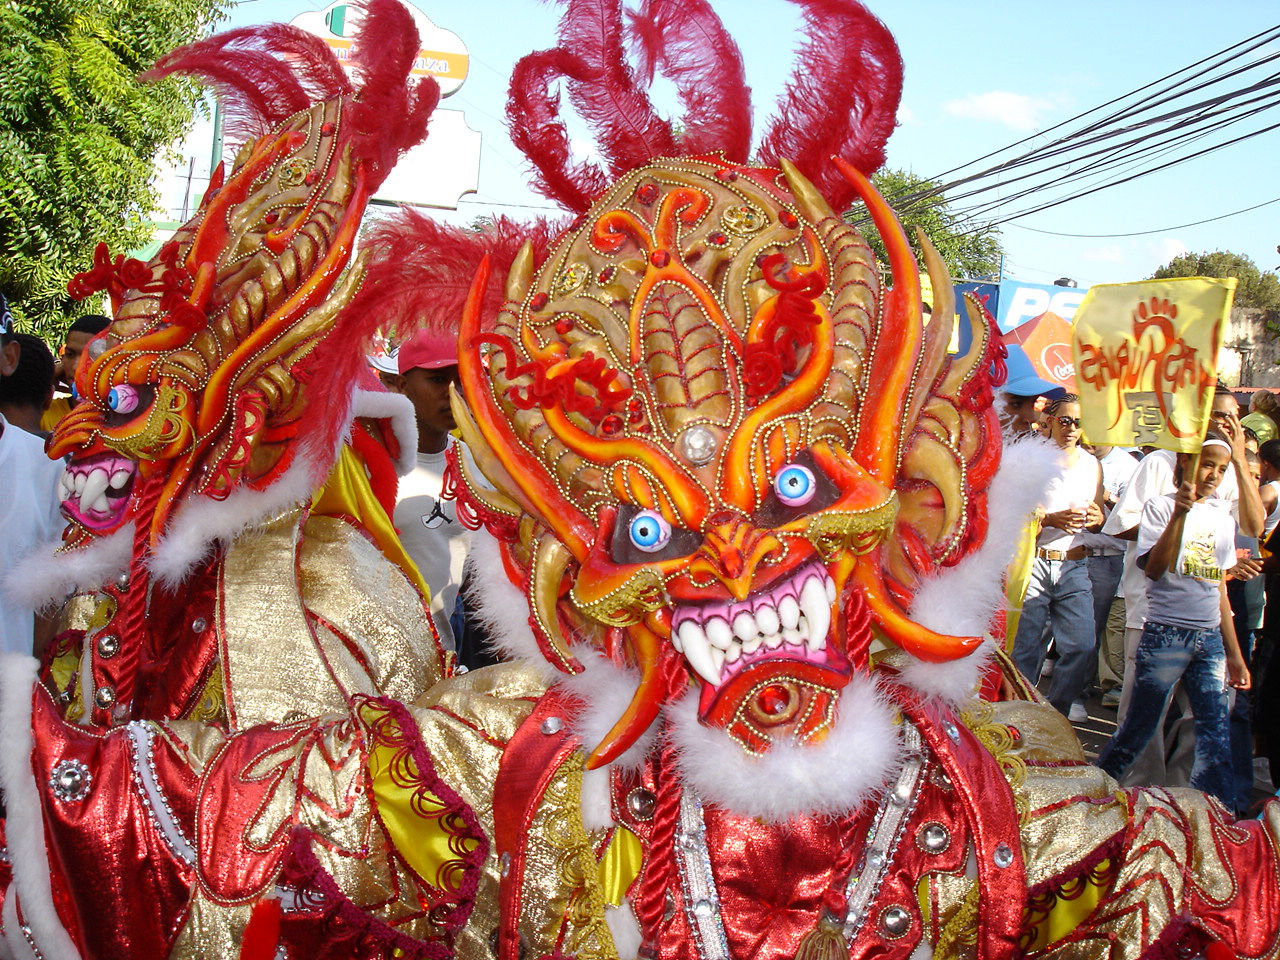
220, 510, 443, 726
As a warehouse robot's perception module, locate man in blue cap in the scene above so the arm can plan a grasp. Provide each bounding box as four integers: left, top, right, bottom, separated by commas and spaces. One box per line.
1001, 343, 1066, 436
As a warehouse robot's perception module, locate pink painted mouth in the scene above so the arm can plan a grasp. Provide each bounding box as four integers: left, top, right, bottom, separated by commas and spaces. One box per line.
670, 560, 844, 689
59, 454, 137, 532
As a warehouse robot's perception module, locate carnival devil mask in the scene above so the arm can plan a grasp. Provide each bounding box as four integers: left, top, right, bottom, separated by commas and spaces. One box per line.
414, 0, 1007, 766
49, 0, 438, 556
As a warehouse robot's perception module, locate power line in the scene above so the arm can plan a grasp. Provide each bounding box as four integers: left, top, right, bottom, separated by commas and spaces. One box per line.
1008, 195, 1280, 238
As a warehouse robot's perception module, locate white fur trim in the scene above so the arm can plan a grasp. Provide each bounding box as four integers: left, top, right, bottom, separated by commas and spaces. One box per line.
351, 389, 417, 476
2, 526, 131, 611
462, 528, 553, 676
605, 902, 643, 960
557, 652, 657, 774
580, 767, 614, 832
0, 655, 82, 960
666, 671, 903, 822
145, 453, 322, 589
900, 435, 1062, 707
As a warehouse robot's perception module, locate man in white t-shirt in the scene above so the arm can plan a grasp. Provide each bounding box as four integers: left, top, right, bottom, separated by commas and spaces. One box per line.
392, 329, 468, 651
1010, 394, 1106, 719
0, 297, 65, 656
1101, 385, 1264, 785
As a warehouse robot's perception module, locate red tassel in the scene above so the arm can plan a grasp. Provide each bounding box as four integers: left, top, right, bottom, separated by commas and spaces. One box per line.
238, 898, 282, 960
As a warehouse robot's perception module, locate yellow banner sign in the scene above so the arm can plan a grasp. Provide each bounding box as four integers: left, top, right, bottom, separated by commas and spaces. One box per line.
1071, 277, 1235, 452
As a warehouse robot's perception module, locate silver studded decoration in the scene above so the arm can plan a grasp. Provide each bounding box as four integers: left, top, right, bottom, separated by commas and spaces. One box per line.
499, 852, 512, 877
540, 716, 563, 735
993, 842, 1015, 868
626, 787, 657, 821
879, 905, 911, 938
96, 633, 120, 658
678, 425, 718, 466
944, 722, 960, 742
50, 759, 92, 802
191, 617, 208, 634
918, 823, 950, 853
94, 685, 116, 708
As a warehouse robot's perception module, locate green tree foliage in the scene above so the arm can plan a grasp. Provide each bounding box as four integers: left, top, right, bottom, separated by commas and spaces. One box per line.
846, 167, 1004, 282
0, 0, 225, 340
1149, 250, 1280, 315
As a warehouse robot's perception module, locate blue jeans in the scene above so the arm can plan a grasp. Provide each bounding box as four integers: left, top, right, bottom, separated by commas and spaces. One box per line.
1097, 620, 1234, 806
1087, 553, 1124, 643
1012, 556, 1096, 715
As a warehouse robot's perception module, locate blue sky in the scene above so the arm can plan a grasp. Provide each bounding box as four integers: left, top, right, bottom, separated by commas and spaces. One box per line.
205, 0, 1279, 288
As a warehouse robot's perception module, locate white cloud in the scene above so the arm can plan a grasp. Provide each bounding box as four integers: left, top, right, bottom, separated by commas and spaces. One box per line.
897, 105, 917, 126
944, 91, 1056, 131
1080, 243, 1125, 264
1151, 236, 1188, 264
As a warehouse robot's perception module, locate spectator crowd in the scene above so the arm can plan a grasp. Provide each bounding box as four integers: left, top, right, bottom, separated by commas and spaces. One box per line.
1002, 342, 1280, 817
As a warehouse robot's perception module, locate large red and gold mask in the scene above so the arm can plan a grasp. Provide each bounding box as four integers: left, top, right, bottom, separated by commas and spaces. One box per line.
450, 155, 1004, 765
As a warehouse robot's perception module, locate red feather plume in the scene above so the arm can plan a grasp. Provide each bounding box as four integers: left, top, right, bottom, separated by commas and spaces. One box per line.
508, 49, 613, 214
143, 0, 437, 193
756, 0, 903, 211
143, 25, 351, 146
627, 0, 752, 162
506, 0, 901, 215
343, 209, 564, 342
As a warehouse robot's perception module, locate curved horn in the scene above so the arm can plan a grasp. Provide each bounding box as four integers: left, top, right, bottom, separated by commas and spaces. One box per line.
458, 258, 595, 561
834, 156, 922, 486
584, 615, 669, 769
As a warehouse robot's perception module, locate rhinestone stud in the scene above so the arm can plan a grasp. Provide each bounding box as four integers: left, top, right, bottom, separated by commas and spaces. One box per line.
96, 633, 120, 659
500, 852, 512, 877
191, 617, 208, 634
94, 686, 116, 708
678, 425, 718, 466
993, 843, 1015, 868
116, 572, 130, 589
944, 722, 961, 742
879, 905, 911, 938
626, 787, 657, 821
49, 759, 92, 802
692, 898, 716, 918
919, 822, 950, 853
540, 716, 564, 735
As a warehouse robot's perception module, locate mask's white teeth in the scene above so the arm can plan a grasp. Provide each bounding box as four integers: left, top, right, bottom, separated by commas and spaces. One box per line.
732, 611, 757, 643
824, 577, 837, 604
723, 643, 741, 664
679, 621, 721, 687
109, 470, 131, 490
799, 575, 831, 653
90, 492, 111, 514
58, 471, 73, 500
782, 627, 803, 647
741, 633, 763, 654
79, 468, 110, 516
709, 646, 726, 680
778, 595, 800, 630
705, 617, 734, 651
765, 631, 784, 649
755, 604, 780, 636
74, 472, 87, 495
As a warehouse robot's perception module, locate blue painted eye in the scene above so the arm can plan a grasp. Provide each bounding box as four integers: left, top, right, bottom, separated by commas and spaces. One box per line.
628, 510, 671, 553
106, 385, 140, 414
773, 463, 816, 506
